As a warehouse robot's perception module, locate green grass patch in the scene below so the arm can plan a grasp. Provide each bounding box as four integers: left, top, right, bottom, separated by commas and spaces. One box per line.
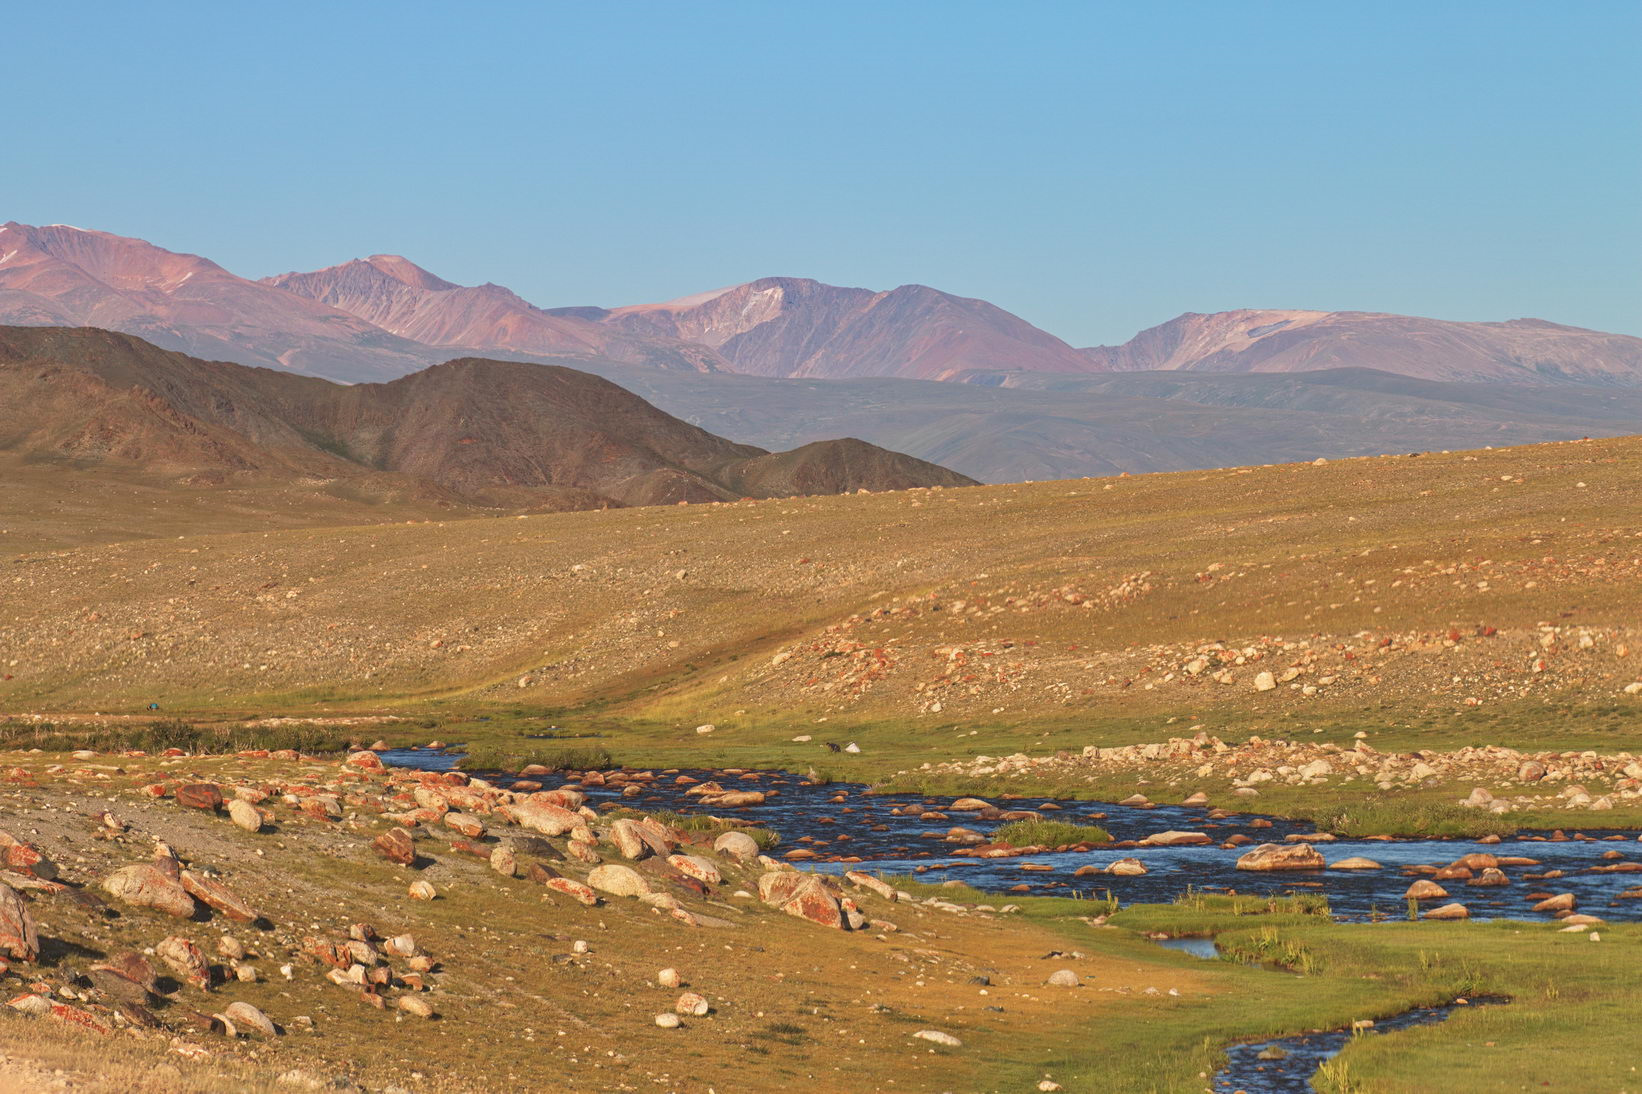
0, 717, 353, 755
992, 818, 1112, 847
1300, 797, 1519, 839
1110, 889, 1332, 935
453, 743, 615, 772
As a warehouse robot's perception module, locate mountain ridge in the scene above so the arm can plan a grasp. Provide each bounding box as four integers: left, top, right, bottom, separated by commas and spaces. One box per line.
0, 325, 974, 512
11, 221, 1640, 389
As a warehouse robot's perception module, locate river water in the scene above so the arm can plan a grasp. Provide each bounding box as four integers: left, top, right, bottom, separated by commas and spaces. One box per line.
1212, 997, 1504, 1093
380, 751, 1642, 922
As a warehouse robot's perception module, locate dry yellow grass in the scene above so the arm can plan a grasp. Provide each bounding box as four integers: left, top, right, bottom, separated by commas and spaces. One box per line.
2, 436, 1638, 736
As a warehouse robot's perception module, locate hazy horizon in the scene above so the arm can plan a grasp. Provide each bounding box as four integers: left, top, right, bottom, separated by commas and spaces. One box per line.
6, 1, 1639, 343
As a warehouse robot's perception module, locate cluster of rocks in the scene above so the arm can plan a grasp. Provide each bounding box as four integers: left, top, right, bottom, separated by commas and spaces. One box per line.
0, 744, 956, 1080
2, 824, 278, 1044
909, 731, 1642, 813
752, 550, 1642, 716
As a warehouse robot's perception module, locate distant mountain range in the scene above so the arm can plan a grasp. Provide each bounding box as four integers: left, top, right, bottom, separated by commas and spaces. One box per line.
3, 220, 1640, 485
0, 325, 972, 508
8, 221, 1641, 386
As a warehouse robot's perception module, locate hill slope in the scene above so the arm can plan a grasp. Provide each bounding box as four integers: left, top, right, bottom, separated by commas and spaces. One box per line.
2, 431, 1638, 731
0, 325, 974, 516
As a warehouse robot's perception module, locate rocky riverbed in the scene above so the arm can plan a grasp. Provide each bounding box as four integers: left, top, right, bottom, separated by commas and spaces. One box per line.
383, 750, 1642, 925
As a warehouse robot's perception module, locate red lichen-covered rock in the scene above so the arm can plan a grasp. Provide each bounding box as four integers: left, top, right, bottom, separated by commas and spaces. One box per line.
758, 871, 848, 929
442, 812, 486, 839
667, 854, 722, 886
542, 877, 599, 906
156, 935, 211, 991
180, 871, 259, 924
346, 750, 386, 772
529, 788, 587, 810
49, 1002, 112, 1035
0, 831, 57, 880
372, 827, 416, 866
175, 783, 224, 811
507, 800, 586, 837
0, 881, 40, 961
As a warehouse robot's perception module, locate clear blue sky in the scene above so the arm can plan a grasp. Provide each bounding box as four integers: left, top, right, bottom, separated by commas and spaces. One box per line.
8, 1, 1639, 344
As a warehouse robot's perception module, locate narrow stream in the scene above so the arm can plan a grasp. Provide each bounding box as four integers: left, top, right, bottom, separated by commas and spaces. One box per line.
1213, 997, 1503, 1093
380, 751, 1642, 922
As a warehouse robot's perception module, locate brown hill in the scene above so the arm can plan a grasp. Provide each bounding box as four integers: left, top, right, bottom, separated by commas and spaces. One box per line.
0, 326, 974, 513
558, 276, 1097, 380
263, 255, 725, 373
1078, 309, 1642, 384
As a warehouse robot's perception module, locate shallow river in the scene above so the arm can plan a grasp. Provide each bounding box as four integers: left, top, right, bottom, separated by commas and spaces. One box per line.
381, 751, 1642, 922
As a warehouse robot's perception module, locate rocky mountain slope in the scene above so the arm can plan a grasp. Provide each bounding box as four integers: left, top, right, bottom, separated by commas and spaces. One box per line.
555, 276, 1096, 380
1075, 309, 1642, 384
264, 254, 723, 372
0, 222, 446, 382
0, 326, 973, 512
9, 223, 1642, 389
0, 224, 722, 381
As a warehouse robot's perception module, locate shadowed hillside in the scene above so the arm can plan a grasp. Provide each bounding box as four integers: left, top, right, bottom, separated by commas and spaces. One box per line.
0, 326, 974, 519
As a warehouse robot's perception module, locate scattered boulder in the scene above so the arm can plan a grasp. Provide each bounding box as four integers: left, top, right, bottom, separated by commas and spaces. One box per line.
176, 783, 224, 811
1107, 858, 1148, 876
226, 800, 264, 833
0, 880, 40, 962
180, 871, 259, 924
345, 751, 385, 772
0, 831, 58, 880
1235, 843, 1325, 872
156, 935, 211, 990
223, 1001, 277, 1038
543, 877, 599, 906
510, 801, 587, 837
608, 819, 652, 861
1329, 857, 1383, 870
396, 995, 434, 1019
914, 1029, 961, 1047
372, 827, 416, 866
758, 871, 848, 929
587, 865, 652, 899
674, 992, 710, 1017
101, 864, 196, 918
1045, 969, 1080, 987
1424, 903, 1470, 920
1140, 831, 1212, 847
1405, 880, 1449, 900
1533, 893, 1576, 914
712, 831, 762, 861
845, 871, 897, 901
667, 854, 722, 886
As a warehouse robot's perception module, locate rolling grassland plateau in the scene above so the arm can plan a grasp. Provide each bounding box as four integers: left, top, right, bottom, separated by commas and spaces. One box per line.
2, 434, 1641, 1093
